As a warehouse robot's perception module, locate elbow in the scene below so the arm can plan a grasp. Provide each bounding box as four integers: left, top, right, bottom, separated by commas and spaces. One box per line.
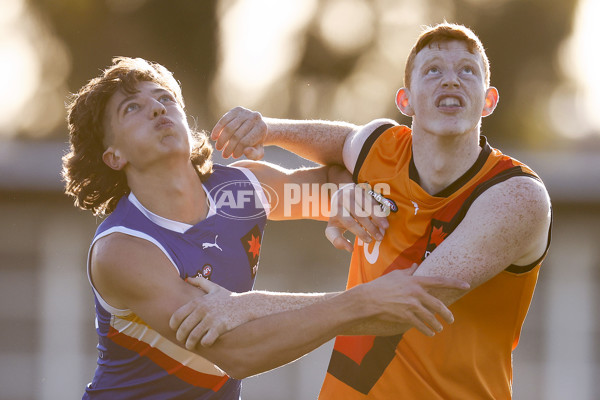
225, 367, 252, 380
218, 356, 264, 380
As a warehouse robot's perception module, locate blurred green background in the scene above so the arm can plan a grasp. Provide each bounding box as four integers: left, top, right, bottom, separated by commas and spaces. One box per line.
1, 0, 599, 399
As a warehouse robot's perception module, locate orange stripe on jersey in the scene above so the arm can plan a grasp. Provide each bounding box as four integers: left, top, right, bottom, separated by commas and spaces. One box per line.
334, 335, 376, 365
108, 326, 229, 391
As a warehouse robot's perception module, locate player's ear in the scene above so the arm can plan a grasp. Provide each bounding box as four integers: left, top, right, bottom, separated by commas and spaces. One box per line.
482, 87, 499, 117
395, 88, 414, 117
102, 146, 126, 171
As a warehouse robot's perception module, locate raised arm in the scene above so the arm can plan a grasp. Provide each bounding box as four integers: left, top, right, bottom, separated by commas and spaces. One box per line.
211, 106, 363, 165
231, 159, 352, 221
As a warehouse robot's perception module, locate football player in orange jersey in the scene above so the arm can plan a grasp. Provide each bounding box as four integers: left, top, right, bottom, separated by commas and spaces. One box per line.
183, 22, 552, 399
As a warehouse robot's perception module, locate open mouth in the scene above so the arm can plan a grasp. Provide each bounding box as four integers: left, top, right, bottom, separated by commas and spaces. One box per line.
436, 95, 463, 108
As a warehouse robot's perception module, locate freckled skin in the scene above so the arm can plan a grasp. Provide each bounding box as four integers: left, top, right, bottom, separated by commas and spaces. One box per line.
414, 176, 551, 305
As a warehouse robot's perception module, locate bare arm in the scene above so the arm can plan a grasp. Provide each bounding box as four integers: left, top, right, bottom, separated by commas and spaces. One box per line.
231, 159, 352, 221
324, 120, 400, 249
91, 233, 468, 379
210, 106, 360, 164
90, 233, 368, 379
413, 176, 551, 304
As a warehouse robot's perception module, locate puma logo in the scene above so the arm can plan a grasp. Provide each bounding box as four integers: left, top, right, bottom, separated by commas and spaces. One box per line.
202, 235, 222, 251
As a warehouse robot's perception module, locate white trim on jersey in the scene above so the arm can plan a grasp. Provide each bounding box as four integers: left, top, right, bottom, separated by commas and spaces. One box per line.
87, 226, 180, 315
128, 187, 216, 234
343, 119, 399, 174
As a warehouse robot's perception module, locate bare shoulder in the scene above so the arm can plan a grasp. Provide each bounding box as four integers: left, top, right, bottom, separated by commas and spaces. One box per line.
92, 232, 167, 272
91, 232, 180, 308
414, 175, 551, 294
467, 175, 551, 265
474, 175, 551, 219
343, 118, 398, 173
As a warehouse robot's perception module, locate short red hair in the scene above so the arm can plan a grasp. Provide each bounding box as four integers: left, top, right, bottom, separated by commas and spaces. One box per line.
404, 22, 490, 89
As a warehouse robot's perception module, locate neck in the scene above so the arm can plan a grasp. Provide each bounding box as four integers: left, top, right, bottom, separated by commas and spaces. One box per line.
127, 161, 208, 225
411, 128, 482, 195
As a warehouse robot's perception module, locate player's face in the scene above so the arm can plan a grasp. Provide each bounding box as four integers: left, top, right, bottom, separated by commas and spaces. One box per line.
102, 80, 191, 171
405, 40, 492, 138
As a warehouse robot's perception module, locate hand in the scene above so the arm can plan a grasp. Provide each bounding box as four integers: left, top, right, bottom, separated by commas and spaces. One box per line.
363, 264, 470, 337
211, 106, 267, 160
169, 277, 248, 349
325, 183, 389, 252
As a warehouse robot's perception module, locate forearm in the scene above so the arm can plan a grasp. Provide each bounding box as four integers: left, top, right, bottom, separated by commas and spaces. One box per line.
263, 117, 357, 165
199, 286, 371, 378
234, 290, 338, 320
230, 289, 407, 337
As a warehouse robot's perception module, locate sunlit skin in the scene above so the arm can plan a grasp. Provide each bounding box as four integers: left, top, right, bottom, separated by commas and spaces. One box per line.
102, 81, 192, 174
101, 80, 207, 225
82, 71, 473, 383
395, 40, 499, 195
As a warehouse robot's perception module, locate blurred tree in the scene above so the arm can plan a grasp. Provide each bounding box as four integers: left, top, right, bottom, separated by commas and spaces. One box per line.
28, 0, 218, 137
280, 0, 579, 148
26, 0, 579, 150
453, 0, 578, 148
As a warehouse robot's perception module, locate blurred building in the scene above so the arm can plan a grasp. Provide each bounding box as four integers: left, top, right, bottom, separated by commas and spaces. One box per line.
0, 141, 598, 400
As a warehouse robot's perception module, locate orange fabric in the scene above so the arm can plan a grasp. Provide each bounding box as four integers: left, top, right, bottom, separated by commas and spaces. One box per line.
319, 126, 545, 399
108, 326, 229, 390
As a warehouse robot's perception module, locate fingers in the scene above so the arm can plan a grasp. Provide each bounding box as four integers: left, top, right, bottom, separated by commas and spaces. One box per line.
325, 225, 353, 252
200, 327, 223, 347
184, 319, 208, 350
405, 298, 450, 336
186, 276, 221, 293
211, 107, 267, 159
243, 144, 264, 161
230, 124, 266, 159
170, 301, 223, 349
169, 301, 193, 331
407, 313, 438, 337
220, 119, 255, 158
329, 184, 389, 244
406, 263, 419, 275
170, 301, 204, 343
329, 213, 372, 244
186, 319, 226, 349
347, 185, 387, 241
423, 297, 455, 325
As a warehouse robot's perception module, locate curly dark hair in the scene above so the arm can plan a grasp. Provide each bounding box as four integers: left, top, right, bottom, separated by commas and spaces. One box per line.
63, 57, 213, 217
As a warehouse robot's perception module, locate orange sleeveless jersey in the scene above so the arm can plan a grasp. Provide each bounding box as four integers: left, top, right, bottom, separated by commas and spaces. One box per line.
319, 125, 551, 399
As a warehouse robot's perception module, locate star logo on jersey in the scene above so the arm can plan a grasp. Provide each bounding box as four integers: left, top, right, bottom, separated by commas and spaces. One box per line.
241, 224, 262, 277
424, 219, 451, 260
247, 235, 261, 259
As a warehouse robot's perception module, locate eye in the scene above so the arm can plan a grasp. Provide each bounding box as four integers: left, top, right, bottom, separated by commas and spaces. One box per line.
426, 66, 440, 75
461, 66, 475, 75
124, 103, 139, 114
159, 94, 176, 104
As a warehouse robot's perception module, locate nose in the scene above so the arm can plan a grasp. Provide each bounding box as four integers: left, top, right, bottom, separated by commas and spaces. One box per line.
150, 98, 167, 118
441, 72, 460, 88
